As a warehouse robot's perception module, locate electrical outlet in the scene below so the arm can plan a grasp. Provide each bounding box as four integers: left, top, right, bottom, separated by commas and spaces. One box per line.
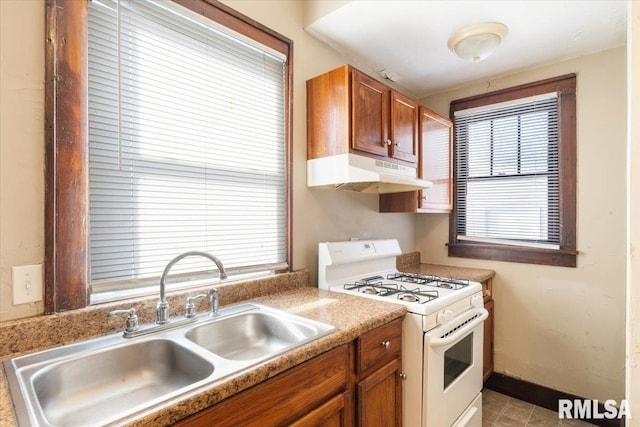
12, 264, 43, 305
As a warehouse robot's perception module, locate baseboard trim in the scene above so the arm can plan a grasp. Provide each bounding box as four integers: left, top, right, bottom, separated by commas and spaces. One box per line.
484, 373, 625, 427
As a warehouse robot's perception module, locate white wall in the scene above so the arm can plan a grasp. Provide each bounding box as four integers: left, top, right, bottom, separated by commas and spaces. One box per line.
626, 0, 640, 423
417, 47, 627, 401
0, 0, 416, 321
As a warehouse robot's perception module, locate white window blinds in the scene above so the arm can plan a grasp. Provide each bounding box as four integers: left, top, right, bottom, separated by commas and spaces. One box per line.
453, 93, 560, 249
87, 0, 288, 290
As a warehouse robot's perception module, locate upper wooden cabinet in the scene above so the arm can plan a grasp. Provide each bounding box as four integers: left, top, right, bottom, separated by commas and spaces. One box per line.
351, 69, 389, 157
419, 106, 453, 212
390, 91, 419, 164
379, 106, 453, 213
307, 65, 418, 167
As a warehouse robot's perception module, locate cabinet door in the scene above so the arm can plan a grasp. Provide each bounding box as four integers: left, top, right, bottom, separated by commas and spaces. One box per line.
419, 107, 453, 212
357, 358, 402, 427
483, 299, 495, 383
389, 91, 418, 165
289, 393, 349, 427
351, 69, 389, 157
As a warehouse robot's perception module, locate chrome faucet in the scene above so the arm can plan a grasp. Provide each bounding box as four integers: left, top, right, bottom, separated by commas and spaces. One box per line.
157, 251, 228, 324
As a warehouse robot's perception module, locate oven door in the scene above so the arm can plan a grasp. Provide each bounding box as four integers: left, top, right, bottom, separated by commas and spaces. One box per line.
424, 307, 487, 427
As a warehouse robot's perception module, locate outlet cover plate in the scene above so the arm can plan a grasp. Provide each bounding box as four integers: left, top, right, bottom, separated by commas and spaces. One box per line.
12, 264, 43, 305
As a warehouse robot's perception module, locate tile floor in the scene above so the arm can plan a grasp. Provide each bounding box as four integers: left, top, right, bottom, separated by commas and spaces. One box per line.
482, 389, 595, 427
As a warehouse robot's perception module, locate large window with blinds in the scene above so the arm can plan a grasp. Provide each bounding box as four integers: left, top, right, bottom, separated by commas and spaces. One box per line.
448, 75, 577, 267
87, 0, 289, 293
44, 0, 292, 310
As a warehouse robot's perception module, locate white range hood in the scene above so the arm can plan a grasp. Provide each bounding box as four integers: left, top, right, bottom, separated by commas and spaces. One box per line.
307, 153, 432, 194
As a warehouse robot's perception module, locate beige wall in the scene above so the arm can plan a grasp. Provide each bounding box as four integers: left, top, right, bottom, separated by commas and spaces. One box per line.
627, 0, 640, 423
0, 0, 416, 321
417, 47, 627, 401
0, 0, 46, 321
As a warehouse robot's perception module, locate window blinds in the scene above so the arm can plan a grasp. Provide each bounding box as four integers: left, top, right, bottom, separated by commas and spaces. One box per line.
453, 93, 560, 249
87, 0, 287, 289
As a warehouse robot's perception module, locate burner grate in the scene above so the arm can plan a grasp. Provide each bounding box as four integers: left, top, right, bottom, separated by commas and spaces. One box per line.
387, 272, 436, 285
343, 280, 439, 304
388, 272, 469, 290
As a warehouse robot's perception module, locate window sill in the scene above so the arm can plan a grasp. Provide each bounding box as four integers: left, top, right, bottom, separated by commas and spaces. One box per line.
447, 242, 577, 267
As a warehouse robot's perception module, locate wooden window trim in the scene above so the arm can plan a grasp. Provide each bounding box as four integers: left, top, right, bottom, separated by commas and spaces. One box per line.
44, 0, 293, 313
448, 74, 577, 268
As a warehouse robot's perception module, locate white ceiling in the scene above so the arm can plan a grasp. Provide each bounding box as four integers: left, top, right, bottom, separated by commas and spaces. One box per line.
304, 1, 627, 98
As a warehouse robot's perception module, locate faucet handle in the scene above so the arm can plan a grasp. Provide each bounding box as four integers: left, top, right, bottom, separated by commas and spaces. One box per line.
184, 294, 207, 318
109, 308, 139, 332
208, 288, 219, 317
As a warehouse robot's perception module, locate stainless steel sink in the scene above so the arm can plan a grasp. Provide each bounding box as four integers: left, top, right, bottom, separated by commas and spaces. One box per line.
2, 302, 337, 426
185, 306, 336, 361
32, 339, 213, 426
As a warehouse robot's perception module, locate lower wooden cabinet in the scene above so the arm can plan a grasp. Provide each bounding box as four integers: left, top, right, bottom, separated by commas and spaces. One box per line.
290, 392, 351, 427
483, 298, 495, 383
357, 358, 402, 427
175, 345, 350, 427
175, 319, 403, 427
356, 318, 403, 427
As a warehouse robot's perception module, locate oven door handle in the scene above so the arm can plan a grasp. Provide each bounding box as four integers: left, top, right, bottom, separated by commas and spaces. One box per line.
428, 308, 488, 348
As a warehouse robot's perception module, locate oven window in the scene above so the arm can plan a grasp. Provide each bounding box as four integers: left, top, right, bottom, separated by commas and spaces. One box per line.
443, 332, 473, 389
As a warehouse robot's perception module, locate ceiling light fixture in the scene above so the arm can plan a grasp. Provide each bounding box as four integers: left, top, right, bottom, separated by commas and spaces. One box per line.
447, 22, 508, 62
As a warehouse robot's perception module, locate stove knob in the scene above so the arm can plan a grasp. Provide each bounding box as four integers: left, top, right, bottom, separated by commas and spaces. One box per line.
471, 294, 483, 307
437, 309, 453, 325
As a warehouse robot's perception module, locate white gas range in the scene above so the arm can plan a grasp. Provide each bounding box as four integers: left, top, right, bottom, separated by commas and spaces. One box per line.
318, 239, 487, 427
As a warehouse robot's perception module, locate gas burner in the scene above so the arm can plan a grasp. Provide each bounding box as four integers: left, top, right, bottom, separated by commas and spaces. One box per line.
430, 277, 470, 290
395, 286, 439, 304
344, 281, 399, 297
397, 293, 420, 303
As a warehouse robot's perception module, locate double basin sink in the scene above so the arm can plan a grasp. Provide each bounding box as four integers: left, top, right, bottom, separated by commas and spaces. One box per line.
2, 302, 337, 426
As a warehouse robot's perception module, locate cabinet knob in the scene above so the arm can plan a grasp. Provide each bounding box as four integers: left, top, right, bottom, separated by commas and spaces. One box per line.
386, 139, 392, 146
422, 195, 429, 201
399, 373, 407, 380
381, 341, 391, 349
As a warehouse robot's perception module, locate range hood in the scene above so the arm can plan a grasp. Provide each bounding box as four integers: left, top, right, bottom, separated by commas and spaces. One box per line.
307, 153, 432, 194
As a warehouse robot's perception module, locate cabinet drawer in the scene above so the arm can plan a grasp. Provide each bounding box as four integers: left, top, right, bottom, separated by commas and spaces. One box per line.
357, 319, 402, 375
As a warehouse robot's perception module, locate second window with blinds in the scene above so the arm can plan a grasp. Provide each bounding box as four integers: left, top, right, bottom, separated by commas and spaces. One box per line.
448, 75, 577, 267
87, 0, 290, 296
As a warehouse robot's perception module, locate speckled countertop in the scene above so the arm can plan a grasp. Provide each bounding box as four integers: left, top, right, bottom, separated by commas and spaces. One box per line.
405, 263, 496, 283
0, 255, 494, 426
0, 279, 405, 426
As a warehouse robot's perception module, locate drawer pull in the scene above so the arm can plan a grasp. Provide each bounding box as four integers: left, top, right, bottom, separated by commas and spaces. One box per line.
381, 341, 391, 349
399, 373, 407, 380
